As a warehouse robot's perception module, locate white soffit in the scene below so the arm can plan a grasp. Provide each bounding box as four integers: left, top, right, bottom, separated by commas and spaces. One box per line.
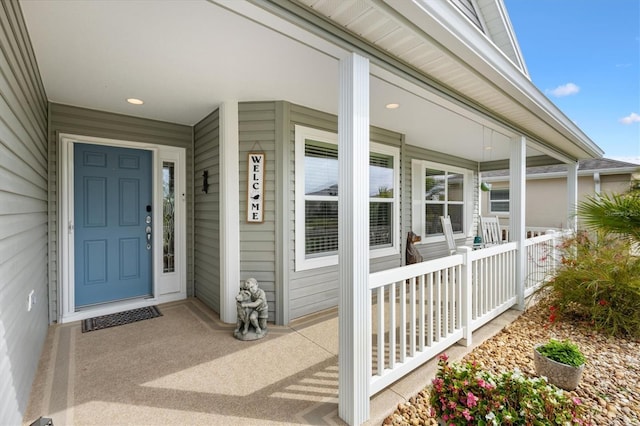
19, 0, 515, 162
370, 65, 520, 162
19, 0, 342, 125
19, 0, 600, 162
296, 0, 602, 160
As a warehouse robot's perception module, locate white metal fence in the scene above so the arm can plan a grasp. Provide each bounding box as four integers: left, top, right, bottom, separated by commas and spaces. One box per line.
368, 230, 568, 396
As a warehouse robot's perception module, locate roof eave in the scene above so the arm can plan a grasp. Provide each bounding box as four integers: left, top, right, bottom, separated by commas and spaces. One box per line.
382, 0, 604, 160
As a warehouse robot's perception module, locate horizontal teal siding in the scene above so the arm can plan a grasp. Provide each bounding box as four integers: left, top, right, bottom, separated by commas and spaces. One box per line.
194, 108, 220, 312
239, 102, 277, 321
0, 0, 49, 423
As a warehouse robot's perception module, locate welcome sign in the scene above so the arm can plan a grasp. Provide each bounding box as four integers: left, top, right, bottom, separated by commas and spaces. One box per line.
247, 152, 265, 223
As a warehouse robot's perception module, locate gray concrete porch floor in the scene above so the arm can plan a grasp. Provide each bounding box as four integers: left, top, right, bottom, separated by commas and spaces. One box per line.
23, 298, 522, 425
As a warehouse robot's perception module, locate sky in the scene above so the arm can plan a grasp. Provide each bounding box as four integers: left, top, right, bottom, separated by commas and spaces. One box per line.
503, 0, 640, 164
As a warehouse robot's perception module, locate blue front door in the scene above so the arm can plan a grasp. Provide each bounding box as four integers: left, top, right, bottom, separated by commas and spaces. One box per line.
74, 143, 153, 307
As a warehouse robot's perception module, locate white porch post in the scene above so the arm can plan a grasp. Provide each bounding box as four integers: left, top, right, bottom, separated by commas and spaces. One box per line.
510, 135, 526, 310
457, 246, 473, 346
338, 52, 370, 425
219, 101, 240, 323
567, 161, 579, 232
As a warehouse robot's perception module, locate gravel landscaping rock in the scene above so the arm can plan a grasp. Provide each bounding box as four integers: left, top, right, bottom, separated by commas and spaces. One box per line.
384, 296, 640, 425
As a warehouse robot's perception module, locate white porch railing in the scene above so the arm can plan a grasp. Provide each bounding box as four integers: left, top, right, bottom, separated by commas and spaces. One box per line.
468, 242, 518, 331
369, 255, 464, 395
501, 225, 563, 242
368, 231, 568, 396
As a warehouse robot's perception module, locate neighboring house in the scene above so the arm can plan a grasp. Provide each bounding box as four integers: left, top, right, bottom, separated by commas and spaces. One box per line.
0, 0, 604, 424
480, 158, 639, 230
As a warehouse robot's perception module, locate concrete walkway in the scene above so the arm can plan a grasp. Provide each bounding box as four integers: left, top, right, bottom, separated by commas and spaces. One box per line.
23, 298, 522, 425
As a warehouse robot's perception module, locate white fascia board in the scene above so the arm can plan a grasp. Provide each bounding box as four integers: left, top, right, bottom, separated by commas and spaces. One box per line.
482, 172, 571, 182
524, 172, 568, 180
381, 0, 604, 159
588, 167, 638, 175
483, 167, 637, 183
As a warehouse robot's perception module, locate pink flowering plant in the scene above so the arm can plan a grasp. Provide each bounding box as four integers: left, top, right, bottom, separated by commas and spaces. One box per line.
429, 354, 588, 425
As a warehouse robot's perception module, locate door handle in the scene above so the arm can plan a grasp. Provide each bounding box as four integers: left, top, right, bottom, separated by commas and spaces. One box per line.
145, 214, 152, 250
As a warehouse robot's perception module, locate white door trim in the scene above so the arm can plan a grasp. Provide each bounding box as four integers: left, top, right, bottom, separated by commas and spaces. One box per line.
58, 133, 187, 323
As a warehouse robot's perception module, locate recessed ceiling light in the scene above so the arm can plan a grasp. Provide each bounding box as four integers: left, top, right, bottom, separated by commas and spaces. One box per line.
127, 98, 144, 105
484, 146, 493, 150
385, 103, 400, 109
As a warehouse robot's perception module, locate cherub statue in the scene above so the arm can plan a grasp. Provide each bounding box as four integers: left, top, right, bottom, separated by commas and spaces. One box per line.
233, 278, 268, 340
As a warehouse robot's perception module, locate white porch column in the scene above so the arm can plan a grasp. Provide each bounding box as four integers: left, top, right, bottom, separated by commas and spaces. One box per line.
510, 135, 526, 310
457, 246, 473, 346
219, 101, 240, 323
567, 161, 579, 232
338, 52, 370, 425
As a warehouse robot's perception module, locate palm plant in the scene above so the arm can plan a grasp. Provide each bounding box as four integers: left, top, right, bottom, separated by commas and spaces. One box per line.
577, 190, 640, 243
544, 175, 640, 338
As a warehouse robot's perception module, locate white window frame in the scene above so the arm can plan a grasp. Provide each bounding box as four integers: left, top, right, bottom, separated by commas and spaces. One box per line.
294, 125, 400, 271
489, 188, 510, 215
411, 159, 474, 244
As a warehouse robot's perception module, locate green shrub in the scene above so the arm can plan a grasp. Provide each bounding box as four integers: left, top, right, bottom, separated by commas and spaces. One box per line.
536, 339, 585, 367
429, 354, 587, 425
577, 191, 640, 243
544, 233, 640, 338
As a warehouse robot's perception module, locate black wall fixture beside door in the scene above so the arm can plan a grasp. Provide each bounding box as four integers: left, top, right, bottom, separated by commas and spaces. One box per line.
202, 170, 209, 194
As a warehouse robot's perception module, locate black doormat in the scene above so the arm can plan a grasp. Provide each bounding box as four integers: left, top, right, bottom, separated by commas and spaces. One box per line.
81, 306, 162, 333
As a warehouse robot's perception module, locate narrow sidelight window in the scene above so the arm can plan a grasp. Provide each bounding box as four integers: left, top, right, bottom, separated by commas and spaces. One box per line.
162, 162, 175, 273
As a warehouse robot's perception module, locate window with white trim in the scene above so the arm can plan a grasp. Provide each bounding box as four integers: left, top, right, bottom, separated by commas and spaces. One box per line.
489, 188, 510, 213
412, 159, 473, 241
294, 125, 400, 271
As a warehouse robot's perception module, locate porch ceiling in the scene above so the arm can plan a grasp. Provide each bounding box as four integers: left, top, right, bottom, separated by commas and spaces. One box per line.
19, 0, 598, 164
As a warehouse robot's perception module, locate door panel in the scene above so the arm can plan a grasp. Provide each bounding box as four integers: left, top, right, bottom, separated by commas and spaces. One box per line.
74, 143, 152, 307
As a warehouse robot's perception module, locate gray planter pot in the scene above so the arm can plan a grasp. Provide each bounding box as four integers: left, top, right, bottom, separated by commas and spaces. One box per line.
533, 345, 584, 391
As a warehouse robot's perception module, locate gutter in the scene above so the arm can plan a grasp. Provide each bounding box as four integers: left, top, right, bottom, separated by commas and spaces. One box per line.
482, 166, 638, 182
